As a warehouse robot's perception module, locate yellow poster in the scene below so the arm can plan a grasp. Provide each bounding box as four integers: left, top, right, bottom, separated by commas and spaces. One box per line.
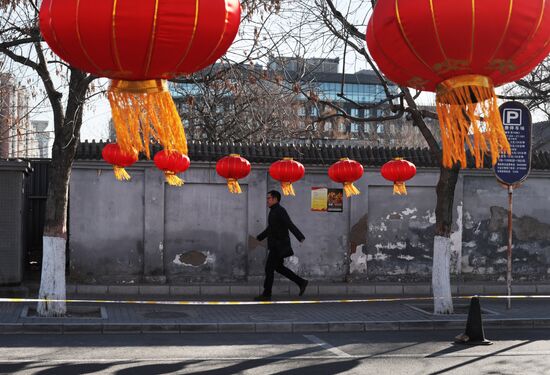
311, 187, 328, 211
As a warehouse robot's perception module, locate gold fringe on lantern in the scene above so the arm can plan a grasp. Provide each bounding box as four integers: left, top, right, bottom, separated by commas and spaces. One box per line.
393, 182, 407, 195
108, 79, 188, 159
281, 182, 295, 196
436, 75, 510, 169
113, 166, 131, 181
227, 178, 242, 194
164, 172, 184, 187
343, 182, 360, 197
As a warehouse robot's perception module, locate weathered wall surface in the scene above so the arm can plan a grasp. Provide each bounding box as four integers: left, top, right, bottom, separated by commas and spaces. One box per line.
462, 175, 550, 281
68, 161, 550, 284
69, 169, 145, 283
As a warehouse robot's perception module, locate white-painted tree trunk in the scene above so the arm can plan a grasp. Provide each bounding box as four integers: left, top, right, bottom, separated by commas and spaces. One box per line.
37, 236, 67, 316
432, 235, 453, 314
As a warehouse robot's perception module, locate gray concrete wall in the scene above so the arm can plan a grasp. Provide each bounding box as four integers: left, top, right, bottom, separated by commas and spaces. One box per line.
462, 173, 550, 282
68, 161, 550, 284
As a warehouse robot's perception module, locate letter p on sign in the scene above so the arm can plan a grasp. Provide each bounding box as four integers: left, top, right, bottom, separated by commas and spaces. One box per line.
503, 108, 522, 126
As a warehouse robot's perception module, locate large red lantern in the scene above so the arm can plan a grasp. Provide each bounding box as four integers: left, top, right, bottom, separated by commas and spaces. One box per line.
367, 0, 550, 168
154, 150, 190, 187
269, 157, 305, 196
381, 158, 417, 195
328, 158, 364, 197
216, 154, 251, 194
40, 0, 241, 159
101, 143, 138, 181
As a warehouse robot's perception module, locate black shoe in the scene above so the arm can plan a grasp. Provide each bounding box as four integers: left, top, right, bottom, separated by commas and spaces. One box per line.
299, 280, 308, 296
254, 294, 271, 302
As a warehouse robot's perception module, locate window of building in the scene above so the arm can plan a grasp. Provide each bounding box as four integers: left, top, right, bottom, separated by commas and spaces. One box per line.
311, 107, 319, 117
350, 108, 359, 117
351, 123, 359, 133
376, 123, 385, 134
364, 123, 371, 133
324, 123, 332, 132
338, 123, 346, 132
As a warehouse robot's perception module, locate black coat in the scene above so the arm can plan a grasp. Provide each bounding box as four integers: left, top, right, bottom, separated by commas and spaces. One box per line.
257, 203, 305, 258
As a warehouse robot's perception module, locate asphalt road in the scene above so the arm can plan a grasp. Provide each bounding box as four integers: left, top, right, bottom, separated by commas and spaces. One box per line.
1, 330, 550, 374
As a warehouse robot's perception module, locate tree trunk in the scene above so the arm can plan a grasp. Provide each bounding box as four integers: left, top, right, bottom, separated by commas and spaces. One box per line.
37, 69, 89, 316
432, 164, 460, 314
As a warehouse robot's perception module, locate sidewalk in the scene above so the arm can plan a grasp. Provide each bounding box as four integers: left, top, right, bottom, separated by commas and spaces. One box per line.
1, 291, 549, 334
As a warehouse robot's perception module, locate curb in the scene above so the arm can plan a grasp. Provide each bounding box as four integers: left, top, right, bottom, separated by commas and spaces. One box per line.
2, 319, 550, 334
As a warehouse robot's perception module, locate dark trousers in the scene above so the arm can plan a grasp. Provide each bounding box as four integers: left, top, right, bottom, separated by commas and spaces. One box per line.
263, 250, 304, 296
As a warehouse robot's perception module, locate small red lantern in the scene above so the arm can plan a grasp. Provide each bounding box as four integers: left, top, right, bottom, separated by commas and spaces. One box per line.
101, 143, 138, 181
269, 157, 305, 196
153, 150, 190, 187
381, 158, 417, 195
367, 0, 550, 168
328, 158, 364, 197
216, 154, 251, 194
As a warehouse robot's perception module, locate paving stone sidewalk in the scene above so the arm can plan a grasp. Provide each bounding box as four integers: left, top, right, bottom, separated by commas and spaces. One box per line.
1, 295, 549, 334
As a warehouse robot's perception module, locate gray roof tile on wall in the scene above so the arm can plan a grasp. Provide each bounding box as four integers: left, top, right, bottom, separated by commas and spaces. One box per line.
76, 140, 550, 170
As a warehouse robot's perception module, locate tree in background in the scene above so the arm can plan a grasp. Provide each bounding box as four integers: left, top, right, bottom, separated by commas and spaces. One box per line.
0, 0, 293, 316
503, 57, 550, 151
0, 1, 96, 316
280, 0, 549, 313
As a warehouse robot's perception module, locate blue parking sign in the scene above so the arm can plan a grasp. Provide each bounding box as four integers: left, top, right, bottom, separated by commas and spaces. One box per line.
494, 101, 532, 185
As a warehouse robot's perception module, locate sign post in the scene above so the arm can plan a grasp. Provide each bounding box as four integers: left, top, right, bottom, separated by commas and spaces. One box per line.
494, 101, 532, 309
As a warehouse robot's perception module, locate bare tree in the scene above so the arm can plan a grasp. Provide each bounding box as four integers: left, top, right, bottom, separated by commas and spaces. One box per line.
246, 0, 455, 312
502, 57, 550, 151
0, 0, 296, 316
0, 1, 96, 316
172, 64, 309, 143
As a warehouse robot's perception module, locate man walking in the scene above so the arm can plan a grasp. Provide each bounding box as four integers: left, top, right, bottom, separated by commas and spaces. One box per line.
255, 190, 308, 301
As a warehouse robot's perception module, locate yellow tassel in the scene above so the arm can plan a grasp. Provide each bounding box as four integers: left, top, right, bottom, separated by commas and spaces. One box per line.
227, 179, 242, 194
281, 182, 295, 196
343, 182, 360, 197
436, 75, 511, 169
108, 79, 188, 159
113, 166, 131, 181
393, 182, 407, 195
164, 172, 184, 186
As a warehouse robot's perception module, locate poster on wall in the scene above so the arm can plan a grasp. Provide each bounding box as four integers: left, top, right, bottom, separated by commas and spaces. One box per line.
311, 187, 344, 212
327, 188, 343, 212
311, 187, 328, 211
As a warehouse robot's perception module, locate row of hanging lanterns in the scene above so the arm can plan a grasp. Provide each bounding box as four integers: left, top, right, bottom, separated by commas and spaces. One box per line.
101, 143, 417, 195
40, 0, 549, 179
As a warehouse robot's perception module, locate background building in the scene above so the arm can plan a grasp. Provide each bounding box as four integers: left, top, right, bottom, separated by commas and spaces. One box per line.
30, 120, 51, 158
171, 57, 440, 148
0, 73, 39, 158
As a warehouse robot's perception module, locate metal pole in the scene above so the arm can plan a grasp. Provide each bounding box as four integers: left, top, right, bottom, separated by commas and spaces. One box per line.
507, 185, 513, 310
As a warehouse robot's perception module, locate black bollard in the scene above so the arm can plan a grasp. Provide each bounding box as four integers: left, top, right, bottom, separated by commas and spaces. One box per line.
454, 296, 493, 345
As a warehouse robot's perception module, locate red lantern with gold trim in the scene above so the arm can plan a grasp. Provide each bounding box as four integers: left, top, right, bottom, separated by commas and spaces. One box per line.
154, 150, 190, 187
39, 0, 241, 159
216, 154, 251, 194
102, 143, 138, 181
367, 0, 550, 168
328, 158, 364, 197
269, 157, 305, 196
381, 158, 416, 195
